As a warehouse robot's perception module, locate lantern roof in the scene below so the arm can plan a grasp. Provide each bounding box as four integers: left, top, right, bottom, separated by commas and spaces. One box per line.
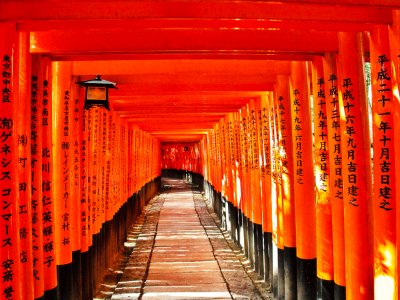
78, 75, 117, 88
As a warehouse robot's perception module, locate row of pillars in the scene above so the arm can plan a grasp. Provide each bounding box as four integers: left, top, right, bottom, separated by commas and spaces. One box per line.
200, 28, 400, 300
0, 23, 163, 300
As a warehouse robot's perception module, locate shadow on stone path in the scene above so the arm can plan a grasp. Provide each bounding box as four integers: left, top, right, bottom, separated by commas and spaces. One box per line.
94, 178, 271, 300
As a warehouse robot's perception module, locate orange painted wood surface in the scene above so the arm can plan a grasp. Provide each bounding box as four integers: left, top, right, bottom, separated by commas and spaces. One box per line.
337, 32, 373, 300
289, 61, 316, 260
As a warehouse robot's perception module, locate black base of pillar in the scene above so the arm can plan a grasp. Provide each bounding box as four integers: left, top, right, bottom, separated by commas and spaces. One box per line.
243, 215, 249, 257
278, 248, 285, 300
220, 196, 227, 230
72, 250, 82, 299
297, 257, 317, 300
229, 203, 239, 243
264, 232, 273, 286
272, 243, 278, 297
217, 192, 223, 221
56, 262, 73, 300
247, 220, 254, 268
81, 250, 93, 300
284, 247, 297, 300
334, 283, 346, 300
238, 209, 243, 249
254, 223, 264, 276
318, 278, 334, 300
43, 287, 58, 300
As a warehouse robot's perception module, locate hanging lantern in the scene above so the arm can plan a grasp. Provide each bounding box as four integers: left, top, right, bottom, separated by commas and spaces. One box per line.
78, 75, 117, 110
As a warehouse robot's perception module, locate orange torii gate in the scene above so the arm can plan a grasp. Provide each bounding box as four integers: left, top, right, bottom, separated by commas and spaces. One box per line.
1, 1, 400, 300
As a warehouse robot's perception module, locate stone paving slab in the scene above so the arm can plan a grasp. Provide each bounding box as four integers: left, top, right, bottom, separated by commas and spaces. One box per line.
143, 284, 229, 293
148, 262, 221, 273
95, 178, 271, 300
141, 292, 232, 300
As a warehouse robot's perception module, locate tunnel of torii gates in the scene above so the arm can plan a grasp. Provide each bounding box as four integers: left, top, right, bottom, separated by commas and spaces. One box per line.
1, 1, 400, 300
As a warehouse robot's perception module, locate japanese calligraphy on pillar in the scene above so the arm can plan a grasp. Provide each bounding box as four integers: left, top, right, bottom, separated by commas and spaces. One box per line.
314, 77, 329, 194
341, 78, 359, 207
41, 73, 57, 290
250, 105, 259, 171
71, 95, 80, 251
268, 93, 280, 246
80, 109, 89, 252
17, 48, 34, 300
233, 113, 242, 208
227, 114, 236, 206
369, 26, 398, 298
31, 72, 44, 295
260, 96, 272, 233
260, 101, 270, 176
0, 53, 20, 300
292, 89, 304, 185
276, 74, 296, 248
277, 96, 290, 181
99, 111, 106, 223
373, 54, 394, 211
91, 108, 100, 234
337, 32, 373, 298
105, 114, 112, 221
323, 53, 346, 290
240, 109, 249, 215
290, 61, 315, 260
249, 100, 261, 225
61, 90, 71, 248
326, 73, 343, 202
312, 57, 334, 283
219, 120, 227, 197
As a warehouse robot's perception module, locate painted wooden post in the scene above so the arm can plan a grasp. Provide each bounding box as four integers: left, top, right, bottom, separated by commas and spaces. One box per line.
16, 30, 34, 300
312, 56, 334, 299
259, 94, 273, 286
337, 31, 373, 300
269, 91, 284, 298
369, 24, 397, 300
276, 75, 297, 300
323, 53, 346, 299
289, 61, 316, 300
52, 61, 73, 267
249, 98, 263, 275
31, 56, 45, 299
0, 22, 22, 300
40, 57, 58, 295
239, 107, 250, 257
389, 10, 400, 300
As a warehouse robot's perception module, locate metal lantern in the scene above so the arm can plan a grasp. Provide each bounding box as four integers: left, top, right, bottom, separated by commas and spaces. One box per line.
78, 75, 117, 110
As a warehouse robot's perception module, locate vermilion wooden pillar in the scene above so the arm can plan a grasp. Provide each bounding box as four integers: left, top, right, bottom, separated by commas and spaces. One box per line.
259, 94, 273, 286
52, 61, 74, 299
40, 57, 58, 296
52, 61, 73, 267
289, 61, 316, 300
337, 31, 373, 300
276, 75, 297, 300
227, 113, 239, 242
312, 56, 334, 299
234, 112, 244, 247
239, 107, 250, 257
323, 53, 346, 299
390, 10, 400, 300
219, 118, 227, 204
31, 56, 45, 299
0, 22, 22, 300
16, 30, 34, 300
269, 91, 284, 298
249, 98, 263, 274
369, 24, 398, 300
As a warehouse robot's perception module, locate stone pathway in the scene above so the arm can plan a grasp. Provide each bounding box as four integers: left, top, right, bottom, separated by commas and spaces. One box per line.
95, 178, 271, 300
